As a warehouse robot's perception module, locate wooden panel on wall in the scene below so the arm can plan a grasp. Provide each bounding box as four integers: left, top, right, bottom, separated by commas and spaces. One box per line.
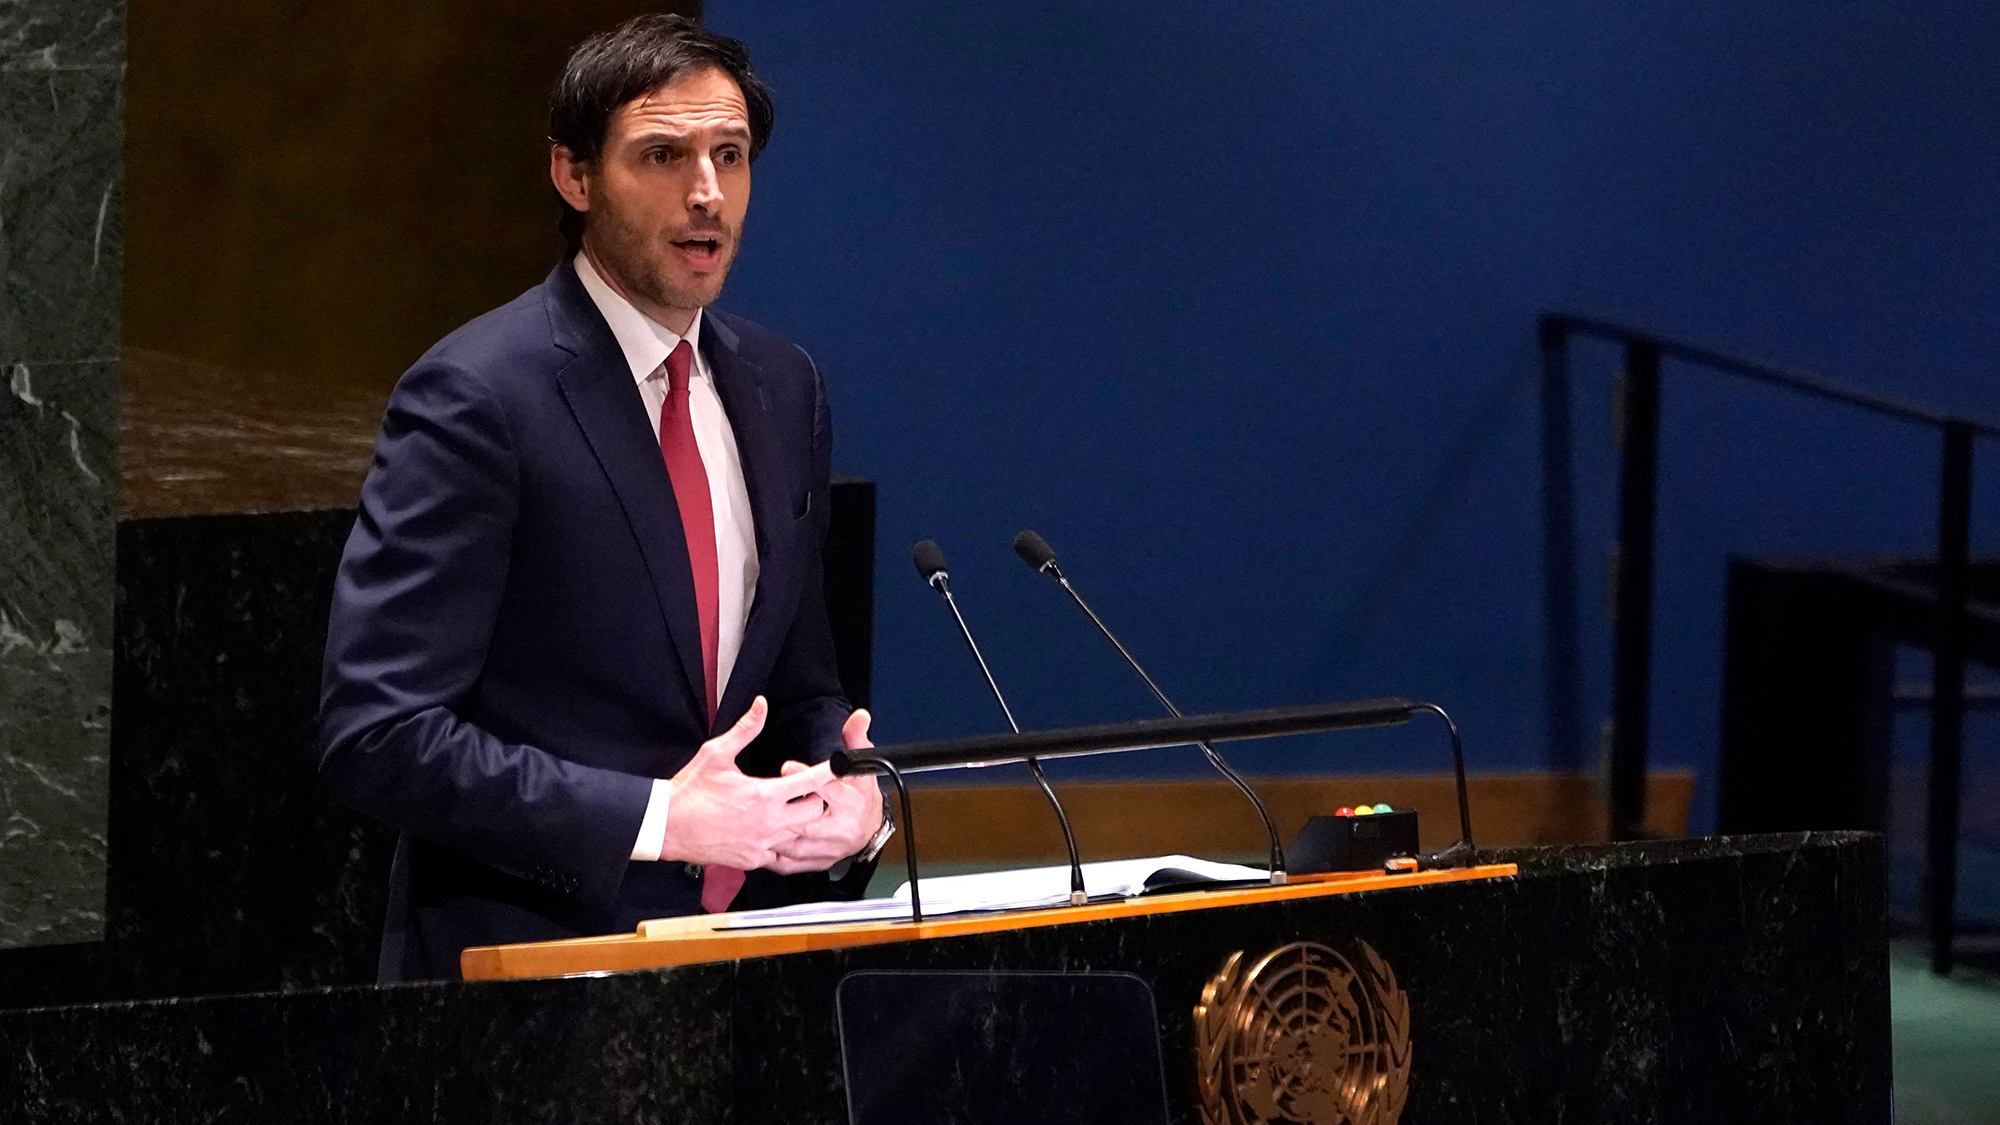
899, 771, 1698, 864
125, 0, 701, 396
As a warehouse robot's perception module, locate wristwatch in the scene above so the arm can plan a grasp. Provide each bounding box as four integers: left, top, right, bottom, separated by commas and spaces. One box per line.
829, 796, 897, 882
854, 795, 897, 864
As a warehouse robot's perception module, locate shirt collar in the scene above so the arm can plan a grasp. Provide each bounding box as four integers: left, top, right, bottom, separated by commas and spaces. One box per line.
574, 250, 705, 388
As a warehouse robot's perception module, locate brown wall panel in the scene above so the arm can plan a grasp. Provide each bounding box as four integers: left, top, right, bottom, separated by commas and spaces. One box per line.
125, 0, 699, 395
900, 771, 1698, 865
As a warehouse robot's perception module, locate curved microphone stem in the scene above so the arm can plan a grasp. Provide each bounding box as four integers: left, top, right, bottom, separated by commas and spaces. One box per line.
845, 753, 924, 923
937, 587, 1090, 905
1412, 702, 1476, 868
1054, 576, 1288, 884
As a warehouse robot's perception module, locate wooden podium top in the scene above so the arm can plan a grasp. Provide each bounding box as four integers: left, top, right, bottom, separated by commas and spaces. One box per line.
460, 862, 1516, 981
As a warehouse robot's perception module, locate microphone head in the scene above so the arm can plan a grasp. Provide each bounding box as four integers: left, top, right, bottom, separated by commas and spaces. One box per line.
1013, 529, 1061, 577
911, 540, 950, 588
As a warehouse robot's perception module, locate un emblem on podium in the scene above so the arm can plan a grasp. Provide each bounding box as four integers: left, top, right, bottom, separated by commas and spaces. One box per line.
1195, 941, 1412, 1125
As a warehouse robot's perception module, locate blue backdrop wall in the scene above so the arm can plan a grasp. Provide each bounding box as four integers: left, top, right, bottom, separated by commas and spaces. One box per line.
705, 1, 2000, 828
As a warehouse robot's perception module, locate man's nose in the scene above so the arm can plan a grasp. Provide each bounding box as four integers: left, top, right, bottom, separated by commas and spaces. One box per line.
688, 157, 724, 212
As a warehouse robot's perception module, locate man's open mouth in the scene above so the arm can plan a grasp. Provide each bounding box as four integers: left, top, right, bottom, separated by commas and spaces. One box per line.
672, 238, 722, 261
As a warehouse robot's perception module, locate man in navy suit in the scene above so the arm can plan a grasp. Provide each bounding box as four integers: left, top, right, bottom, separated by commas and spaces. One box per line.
318, 14, 889, 982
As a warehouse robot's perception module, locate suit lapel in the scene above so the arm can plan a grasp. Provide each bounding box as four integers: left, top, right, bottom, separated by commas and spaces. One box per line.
544, 262, 709, 717
703, 313, 804, 728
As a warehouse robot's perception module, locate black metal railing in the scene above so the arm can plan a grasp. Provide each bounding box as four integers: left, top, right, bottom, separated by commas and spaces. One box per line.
1540, 311, 2000, 975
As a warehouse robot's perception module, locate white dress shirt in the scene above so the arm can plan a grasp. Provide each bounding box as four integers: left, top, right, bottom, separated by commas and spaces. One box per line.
574, 252, 760, 863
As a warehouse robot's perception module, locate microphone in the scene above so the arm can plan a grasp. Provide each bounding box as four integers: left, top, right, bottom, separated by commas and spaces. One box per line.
1016, 530, 1477, 871
910, 541, 1089, 905
913, 539, 949, 593
1013, 529, 1289, 884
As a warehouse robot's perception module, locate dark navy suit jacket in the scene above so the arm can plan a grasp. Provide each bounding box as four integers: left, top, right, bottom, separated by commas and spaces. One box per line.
318, 259, 858, 982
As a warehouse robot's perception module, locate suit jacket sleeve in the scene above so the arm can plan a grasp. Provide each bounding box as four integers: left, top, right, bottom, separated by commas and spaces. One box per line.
316, 358, 651, 911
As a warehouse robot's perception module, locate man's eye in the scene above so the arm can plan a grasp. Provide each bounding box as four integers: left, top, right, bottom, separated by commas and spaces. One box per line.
646, 149, 673, 164
718, 149, 741, 166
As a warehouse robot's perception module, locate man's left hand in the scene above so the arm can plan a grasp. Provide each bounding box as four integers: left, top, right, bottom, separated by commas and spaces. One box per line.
767, 708, 885, 875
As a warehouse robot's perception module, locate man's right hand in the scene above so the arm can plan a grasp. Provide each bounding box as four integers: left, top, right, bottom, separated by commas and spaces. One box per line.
656, 696, 836, 870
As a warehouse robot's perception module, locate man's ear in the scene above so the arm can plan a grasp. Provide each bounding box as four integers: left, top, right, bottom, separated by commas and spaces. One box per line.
549, 145, 592, 213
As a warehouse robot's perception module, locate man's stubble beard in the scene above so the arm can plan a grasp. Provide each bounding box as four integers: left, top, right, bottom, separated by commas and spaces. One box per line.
587, 195, 742, 315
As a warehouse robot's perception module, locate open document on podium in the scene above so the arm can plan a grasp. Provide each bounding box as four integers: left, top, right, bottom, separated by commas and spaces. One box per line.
713, 856, 1267, 930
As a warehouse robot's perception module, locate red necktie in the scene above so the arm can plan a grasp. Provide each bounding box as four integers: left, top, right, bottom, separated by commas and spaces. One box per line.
658, 339, 744, 913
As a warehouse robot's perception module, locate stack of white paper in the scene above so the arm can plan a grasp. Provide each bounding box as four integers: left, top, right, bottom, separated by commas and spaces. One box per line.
712, 855, 1267, 931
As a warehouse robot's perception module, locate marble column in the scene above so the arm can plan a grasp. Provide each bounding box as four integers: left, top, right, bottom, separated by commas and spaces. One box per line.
0, 0, 123, 948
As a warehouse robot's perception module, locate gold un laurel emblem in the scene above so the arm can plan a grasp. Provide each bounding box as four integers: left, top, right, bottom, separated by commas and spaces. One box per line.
1195, 941, 1412, 1125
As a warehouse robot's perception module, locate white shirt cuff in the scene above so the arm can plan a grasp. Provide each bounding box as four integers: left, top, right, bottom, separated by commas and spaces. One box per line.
629, 777, 674, 862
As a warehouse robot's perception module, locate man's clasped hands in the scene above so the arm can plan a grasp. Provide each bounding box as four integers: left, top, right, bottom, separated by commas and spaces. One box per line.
657, 696, 884, 874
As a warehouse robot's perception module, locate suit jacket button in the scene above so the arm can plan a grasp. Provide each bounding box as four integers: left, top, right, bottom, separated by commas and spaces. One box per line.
683, 863, 704, 879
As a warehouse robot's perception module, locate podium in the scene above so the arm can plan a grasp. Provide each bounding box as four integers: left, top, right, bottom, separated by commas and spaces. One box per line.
0, 831, 1887, 1123
461, 864, 1517, 1124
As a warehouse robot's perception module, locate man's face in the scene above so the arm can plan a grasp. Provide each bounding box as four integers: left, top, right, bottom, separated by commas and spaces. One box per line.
560, 66, 753, 318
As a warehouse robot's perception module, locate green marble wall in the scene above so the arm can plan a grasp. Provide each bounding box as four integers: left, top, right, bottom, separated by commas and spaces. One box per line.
0, 0, 123, 949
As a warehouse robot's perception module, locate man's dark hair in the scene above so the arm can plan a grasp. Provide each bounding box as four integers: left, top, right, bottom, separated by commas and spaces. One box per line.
549, 13, 775, 249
